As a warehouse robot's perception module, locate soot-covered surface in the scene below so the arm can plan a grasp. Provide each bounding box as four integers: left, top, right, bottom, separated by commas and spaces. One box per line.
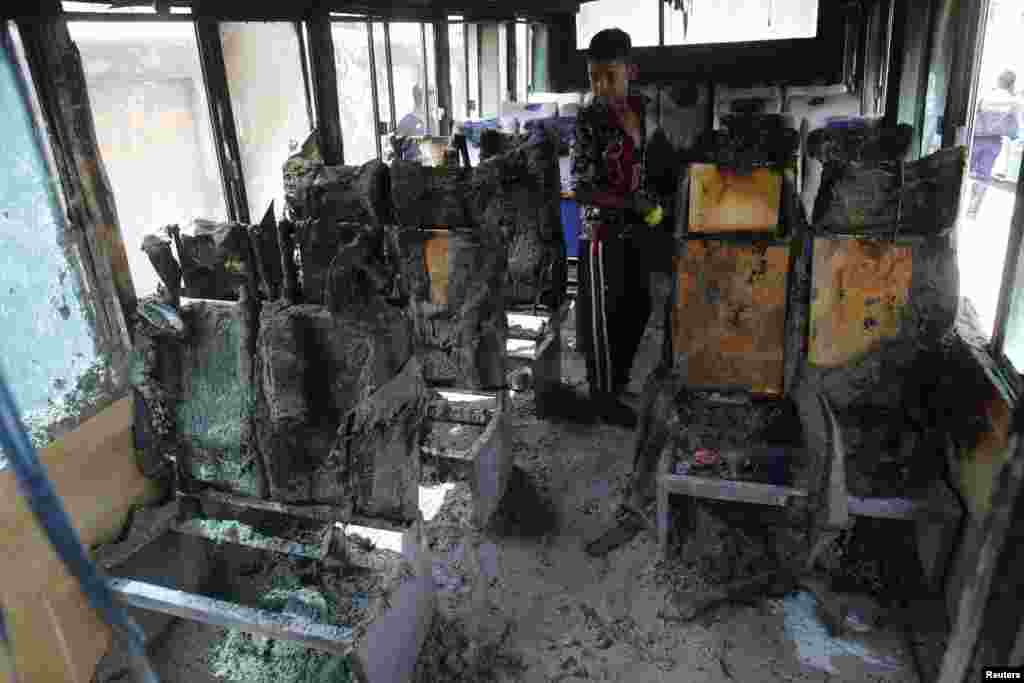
139, 303, 917, 683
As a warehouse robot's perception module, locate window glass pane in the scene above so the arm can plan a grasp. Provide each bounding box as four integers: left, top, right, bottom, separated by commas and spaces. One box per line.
68, 21, 227, 298
391, 22, 428, 137
63, 1, 156, 13
1, 25, 113, 452
499, 23, 508, 103
449, 22, 467, 123
373, 22, 391, 138
532, 24, 549, 93
516, 22, 528, 102
424, 23, 437, 135
1003, 225, 1024, 370
330, 22, 376, 164
957, 0, 1023, 339
221, 22, 311, 222
467, 23, 480, 119
665, 0, 818, 45
576, 0, 659, 49
479, 23, 500, 118
303, 22, 316, 129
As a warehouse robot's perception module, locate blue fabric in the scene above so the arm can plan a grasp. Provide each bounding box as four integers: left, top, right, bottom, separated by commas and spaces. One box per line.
461, 118, 501, 148
526, 116, 577, 148
395, 113, 426, 138
561, 199, 581, 258
825, 116, 873, 130
970, 136, 1003, 179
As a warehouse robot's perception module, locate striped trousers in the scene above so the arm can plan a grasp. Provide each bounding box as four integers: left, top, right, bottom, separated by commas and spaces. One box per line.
576, 226, 652, 397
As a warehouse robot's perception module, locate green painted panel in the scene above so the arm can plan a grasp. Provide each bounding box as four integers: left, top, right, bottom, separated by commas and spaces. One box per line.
178, 302, 258, 496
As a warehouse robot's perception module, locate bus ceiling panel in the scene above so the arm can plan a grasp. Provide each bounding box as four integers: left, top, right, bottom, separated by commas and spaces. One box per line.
7, 0, 581, 21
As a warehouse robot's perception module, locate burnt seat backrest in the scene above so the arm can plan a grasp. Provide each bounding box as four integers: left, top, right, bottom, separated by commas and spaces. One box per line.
389, 161, 470, 229
389, 130, 565, 310
669, 166, 801, 398
270, 151, 425, 523
471, 128, 566, 309
797, 133, 965, 498
172, 221, 251, 301
391, 226, 507, 391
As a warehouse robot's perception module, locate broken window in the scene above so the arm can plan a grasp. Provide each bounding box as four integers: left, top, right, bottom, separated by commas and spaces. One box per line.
576, 0, 660, 49
664, 0, 819, 45
68, 20, 227, 298
449, 19, 467, 123
331, 21, 377, 165
1, 24, 115, 451
220, 22, 312, 222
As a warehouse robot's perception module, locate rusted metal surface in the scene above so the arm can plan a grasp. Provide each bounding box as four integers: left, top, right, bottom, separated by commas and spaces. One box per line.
108, 578, 356, 656
171, 519, 324, 561
671, 242, 790, 395
423, 229, 450, 306
688, 164, 783, 234
808, 237, 913, 367
660, 473, 808, 506
425, 390, 497, 425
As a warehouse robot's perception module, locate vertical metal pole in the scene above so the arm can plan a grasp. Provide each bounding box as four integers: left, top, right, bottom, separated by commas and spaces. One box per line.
464, 22, 471, 117
195, 17, 249, 224
295, 21, 316, 131
506, 20, 516, 103
384, 22, 397, 129
367, 21, 383, 160
526, 23, 532, 97
307, 11, 344, 165
421, 22, 430, 133
659, 0, 666, 46
477, 23, 484, 117
435, 19, 452, 136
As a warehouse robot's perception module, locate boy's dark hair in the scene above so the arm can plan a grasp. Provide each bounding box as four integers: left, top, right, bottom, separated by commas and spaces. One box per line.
587, 28, 632, 63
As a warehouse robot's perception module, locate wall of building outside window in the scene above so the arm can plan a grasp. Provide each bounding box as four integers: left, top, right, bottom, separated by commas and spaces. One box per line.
449, 21, 467, 122
332, 21, 378, 165
390, 21, 430, 137
221, 22, 312, 222
68, 21, 226, 298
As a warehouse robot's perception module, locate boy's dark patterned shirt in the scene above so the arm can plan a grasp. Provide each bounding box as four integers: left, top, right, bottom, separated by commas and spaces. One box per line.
571, 94, 651, 234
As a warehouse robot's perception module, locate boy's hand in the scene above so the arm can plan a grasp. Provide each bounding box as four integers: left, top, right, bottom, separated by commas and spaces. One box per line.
633, 195, 664, 226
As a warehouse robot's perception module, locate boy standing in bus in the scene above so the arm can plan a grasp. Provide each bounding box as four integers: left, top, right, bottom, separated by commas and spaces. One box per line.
571, 28, 664, 430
